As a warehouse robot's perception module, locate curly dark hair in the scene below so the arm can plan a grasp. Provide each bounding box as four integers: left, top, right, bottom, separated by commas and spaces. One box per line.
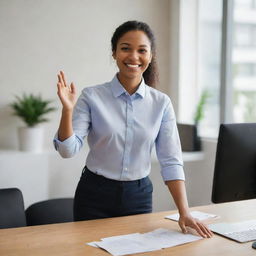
111, 20, 159, 88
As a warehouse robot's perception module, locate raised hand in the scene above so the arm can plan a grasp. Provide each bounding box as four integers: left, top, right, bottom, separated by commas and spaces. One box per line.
57, 71, 77, 111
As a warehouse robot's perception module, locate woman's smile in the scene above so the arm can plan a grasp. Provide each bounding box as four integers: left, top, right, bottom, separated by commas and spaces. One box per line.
125, 63, 142, 68
124, 63, 143, 72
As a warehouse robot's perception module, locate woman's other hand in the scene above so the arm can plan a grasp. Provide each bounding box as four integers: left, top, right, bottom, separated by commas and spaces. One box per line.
57, 71, 77, 111
179, 213, 213, 238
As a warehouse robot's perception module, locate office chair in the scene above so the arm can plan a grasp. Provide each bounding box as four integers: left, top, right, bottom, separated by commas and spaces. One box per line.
25, 198, 74, 226
177, 123, 201, 151
0, 188, 27, 228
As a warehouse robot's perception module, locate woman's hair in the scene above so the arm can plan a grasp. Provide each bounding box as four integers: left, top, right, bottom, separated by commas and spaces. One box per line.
111, 20, 159, 88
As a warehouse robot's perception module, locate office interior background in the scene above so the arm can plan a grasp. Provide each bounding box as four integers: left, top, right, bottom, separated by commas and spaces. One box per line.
0, 0, 255, 211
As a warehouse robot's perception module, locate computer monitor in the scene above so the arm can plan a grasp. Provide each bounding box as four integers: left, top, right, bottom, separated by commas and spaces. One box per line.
211, 123, 256, 203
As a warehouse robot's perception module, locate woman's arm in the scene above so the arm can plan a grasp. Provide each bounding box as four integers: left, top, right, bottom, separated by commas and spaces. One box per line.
58, 108, 74, 141
57, 71, 77, 141
166, 180, 213, 238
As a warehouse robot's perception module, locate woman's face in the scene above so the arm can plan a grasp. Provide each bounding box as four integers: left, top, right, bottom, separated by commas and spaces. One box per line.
113, 30, 152, 83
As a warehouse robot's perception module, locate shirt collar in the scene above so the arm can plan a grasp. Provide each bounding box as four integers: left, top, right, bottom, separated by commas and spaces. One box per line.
110, 74, 146, 98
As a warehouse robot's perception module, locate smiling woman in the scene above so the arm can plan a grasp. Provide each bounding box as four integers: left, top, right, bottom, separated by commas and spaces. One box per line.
53, 20, 213, 239
112, 30, 152, 95
111, 21, 159, 90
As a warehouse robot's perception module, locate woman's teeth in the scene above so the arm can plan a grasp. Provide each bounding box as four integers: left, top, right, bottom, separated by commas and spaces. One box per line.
126, 64, 141, 68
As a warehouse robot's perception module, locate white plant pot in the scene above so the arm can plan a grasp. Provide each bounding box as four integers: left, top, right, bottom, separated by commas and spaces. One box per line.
18, 127, 44, 153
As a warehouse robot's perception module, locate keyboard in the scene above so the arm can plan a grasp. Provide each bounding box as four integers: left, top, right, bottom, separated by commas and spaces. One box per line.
226, 229, 256, 243
209, 220, 256, 243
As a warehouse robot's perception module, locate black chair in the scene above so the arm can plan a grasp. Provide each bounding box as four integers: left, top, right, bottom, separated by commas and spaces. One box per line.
177, 123, 201, 151
25, 198, 74, 226
0, 188, 27, 228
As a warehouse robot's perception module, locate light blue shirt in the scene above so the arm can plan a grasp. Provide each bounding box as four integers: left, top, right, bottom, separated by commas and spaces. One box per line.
54, 75, 185, 182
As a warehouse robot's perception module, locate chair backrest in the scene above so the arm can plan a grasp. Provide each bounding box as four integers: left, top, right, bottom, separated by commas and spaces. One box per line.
0, 188, 27, 228
25, 198, 74, 226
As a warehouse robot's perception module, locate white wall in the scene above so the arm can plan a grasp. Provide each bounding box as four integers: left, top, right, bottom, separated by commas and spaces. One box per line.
0, 0, 170, 150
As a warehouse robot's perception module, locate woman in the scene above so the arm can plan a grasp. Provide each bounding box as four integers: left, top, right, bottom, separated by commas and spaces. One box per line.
54, 20, 212, 238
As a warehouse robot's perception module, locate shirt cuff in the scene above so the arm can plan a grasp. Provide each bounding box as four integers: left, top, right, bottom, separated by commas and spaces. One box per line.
53, 133, 76, 150
53, 132, 84, 158
161, 165, 185, 182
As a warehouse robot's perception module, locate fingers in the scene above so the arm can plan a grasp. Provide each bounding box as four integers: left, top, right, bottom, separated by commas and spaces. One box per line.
56, 71, 76, 100
193, 222, 207, 238
57, 82, 61, 92
190, 221, 213, 238
57, 74, 64, 88
57, 71, 67, 88
180, 215, 214, 238
179, 221, 188, 234
70, 82, 76, 94
56, 82, 64, 99
60, 71, 67, 87
58, 73, 61, 83
198, 222, 214, 238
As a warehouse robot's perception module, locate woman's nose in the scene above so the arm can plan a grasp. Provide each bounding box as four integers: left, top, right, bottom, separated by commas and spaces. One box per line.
128, 50, 139, 61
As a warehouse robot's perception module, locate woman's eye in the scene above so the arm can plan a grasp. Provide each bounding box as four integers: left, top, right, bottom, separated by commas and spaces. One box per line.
139, 49, 147, 53
121, 47, 129, 51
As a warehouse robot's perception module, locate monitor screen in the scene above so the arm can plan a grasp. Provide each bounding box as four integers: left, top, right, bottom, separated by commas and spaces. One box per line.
211, 123, 256, 203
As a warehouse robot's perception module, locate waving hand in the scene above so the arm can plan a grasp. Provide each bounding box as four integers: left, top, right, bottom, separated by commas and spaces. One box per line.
57, 71, 77, 111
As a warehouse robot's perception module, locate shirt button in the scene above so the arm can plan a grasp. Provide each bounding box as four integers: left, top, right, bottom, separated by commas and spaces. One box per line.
124, 167, 128, 171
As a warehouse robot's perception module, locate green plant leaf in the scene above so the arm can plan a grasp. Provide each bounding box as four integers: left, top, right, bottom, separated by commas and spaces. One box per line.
10, 93, 56, 127
193, 90, 211, 125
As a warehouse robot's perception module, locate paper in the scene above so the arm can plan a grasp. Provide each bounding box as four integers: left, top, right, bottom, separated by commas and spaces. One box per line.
87, 228, 202, 256
88, 232, 159, 256
87, 241, 99, 248
165, 211, 219, 222
96, 235, 159, 256
141, 228, 202, 248
101, 233, 140, 241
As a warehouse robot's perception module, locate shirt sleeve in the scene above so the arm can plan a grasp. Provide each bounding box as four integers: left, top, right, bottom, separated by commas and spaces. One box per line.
53, 89, 91, 158
155, 99, 185, 182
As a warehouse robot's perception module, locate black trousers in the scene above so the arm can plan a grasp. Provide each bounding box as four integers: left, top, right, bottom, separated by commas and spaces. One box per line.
73, 166, 153, 221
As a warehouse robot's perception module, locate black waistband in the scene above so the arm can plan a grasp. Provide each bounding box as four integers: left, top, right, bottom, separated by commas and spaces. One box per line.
83, 166, 149, 185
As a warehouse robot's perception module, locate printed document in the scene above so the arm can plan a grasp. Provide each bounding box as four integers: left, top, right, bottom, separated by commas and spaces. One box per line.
165, 211, 219, 222
87, 228, 202, 256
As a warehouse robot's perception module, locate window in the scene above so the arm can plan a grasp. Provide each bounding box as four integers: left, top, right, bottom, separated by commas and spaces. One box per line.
197, 0, 223, 137
178, 0, 222, 138
177, 0, 256, 137
232, 0, 256, 122
234, 25, 253, 47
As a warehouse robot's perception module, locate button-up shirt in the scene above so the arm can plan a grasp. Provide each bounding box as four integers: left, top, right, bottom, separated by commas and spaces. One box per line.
54, 75, 185, 182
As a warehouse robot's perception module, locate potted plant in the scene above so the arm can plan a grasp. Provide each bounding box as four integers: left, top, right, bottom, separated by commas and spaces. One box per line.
193, 90, 210, 128
177, 90, 210, 151
11, 93, 56, 152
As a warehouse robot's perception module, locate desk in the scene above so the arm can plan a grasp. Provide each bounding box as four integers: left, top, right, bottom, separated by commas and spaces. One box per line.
0, 199, 255, 256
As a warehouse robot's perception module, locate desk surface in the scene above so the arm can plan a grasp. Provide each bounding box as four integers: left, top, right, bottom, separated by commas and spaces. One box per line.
0, 199, 255, 256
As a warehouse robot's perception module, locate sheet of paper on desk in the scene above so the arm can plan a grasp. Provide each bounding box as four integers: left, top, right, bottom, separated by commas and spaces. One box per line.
101, 232, 140, 242
141, 228, 202, 248
87, 228, 202, 256
165, 211, 219, 222
96, 235, 159, 256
